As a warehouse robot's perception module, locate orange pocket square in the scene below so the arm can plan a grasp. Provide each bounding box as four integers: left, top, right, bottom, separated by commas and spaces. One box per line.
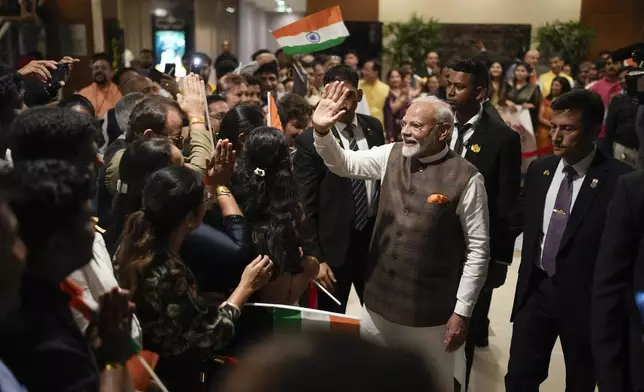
426, 194, 449, 204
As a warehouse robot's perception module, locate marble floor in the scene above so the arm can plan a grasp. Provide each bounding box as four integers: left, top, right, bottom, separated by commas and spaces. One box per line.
345, 235, 571, 391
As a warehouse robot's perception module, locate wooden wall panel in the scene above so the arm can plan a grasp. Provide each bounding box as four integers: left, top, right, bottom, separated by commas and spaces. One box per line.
46, 0, 94, 95
581, 0, 643, 59
306, 0, 378, 22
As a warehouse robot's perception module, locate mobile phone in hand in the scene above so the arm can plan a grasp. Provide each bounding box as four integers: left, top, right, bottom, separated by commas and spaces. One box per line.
163, 63, 176, 76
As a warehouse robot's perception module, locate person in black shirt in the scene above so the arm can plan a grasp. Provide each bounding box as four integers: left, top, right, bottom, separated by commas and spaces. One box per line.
0, 161, 134, 392
602, 67, 639, 167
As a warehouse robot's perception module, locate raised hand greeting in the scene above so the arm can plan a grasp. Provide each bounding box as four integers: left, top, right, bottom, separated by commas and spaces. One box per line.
177, 73, 206, 119
207, 139, 236, 186
311, 81, 352, 134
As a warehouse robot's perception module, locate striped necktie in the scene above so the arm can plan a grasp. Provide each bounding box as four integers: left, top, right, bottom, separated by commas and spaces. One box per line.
345, 124, 369, 231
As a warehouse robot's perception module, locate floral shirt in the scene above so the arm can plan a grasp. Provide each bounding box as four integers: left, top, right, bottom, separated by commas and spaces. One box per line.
134, 252, 241, 358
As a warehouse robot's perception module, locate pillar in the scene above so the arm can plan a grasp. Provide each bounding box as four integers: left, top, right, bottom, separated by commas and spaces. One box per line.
580, 0, 643, 58
46, 0, 94, 94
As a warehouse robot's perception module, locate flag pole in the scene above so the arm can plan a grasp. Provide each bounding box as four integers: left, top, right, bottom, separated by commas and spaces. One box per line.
266, 91, 272, 127
313, 280, 342, 306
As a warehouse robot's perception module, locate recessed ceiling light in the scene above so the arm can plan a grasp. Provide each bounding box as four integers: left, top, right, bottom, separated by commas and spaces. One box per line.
153, 8, 168, 17
226, 6, 236, 13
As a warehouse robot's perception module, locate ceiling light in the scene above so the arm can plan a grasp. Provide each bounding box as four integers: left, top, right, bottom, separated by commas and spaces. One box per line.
276, 0, 285, 5
286, 7, 292, 13
153, 8, 168, 17
226, 6, 236, 13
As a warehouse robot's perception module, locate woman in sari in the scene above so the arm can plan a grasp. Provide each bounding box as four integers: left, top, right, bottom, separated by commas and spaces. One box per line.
506, 61, 542, 131
536, 76, 571, 156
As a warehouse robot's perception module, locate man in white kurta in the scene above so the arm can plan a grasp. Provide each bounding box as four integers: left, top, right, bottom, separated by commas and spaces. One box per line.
311, 83, 490, 391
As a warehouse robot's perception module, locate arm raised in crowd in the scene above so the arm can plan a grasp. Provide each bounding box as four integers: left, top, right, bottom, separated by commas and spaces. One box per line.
179, 73, 214, 174
312, 81, 391, 181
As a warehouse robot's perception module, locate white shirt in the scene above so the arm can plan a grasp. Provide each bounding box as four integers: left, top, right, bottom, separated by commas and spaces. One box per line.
68, 232, 142, 345
450, 106, 483, 157
356, 96, 371, 116
539, 148, 596, 266
335, 117, 377, 215
314, 131, 490, 318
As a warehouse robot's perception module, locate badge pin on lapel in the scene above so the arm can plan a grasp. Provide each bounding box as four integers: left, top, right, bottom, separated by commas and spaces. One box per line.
590, 178, 599, 189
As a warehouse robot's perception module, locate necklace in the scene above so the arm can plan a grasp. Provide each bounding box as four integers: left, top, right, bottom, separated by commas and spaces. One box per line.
94, 83, 112, 115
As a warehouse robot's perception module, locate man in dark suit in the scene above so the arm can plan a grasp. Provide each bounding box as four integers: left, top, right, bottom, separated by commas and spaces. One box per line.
446, 59, 522, 390
592, 152, 644, 391
294, 64, 385, 313
506, 89, 633, 392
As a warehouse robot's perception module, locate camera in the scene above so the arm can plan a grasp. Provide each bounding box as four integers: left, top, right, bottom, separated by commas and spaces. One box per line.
612, 43, 644, 104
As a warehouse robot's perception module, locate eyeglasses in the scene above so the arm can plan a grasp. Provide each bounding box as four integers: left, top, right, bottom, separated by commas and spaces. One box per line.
169, 133, 184, 149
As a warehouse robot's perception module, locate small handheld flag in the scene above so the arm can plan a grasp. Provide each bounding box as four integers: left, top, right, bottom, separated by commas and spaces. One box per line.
61, 279, 167, 392
266, 91, 283, 131
272, 6, 350, 56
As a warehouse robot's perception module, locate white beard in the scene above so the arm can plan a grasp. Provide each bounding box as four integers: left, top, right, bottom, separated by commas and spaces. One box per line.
402, 143, 421, 158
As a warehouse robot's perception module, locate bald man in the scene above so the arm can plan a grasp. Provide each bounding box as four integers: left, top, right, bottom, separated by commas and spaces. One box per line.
507, 50, 544, 85
122, 75, 156, 95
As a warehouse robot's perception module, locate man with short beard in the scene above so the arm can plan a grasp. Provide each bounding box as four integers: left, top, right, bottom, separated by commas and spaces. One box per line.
78, 53, 122, 118
312, 86, 489, 392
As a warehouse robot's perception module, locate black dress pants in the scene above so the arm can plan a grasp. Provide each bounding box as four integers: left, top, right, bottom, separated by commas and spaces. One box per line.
505, 268, 596, 392
317, 219, 373, 314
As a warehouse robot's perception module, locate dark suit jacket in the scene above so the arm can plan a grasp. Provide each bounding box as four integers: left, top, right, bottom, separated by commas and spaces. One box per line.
593, 170, 644, 392
294, 114, 385, 268
483, 100, 504, 122
511, 153, 633, 328
464, 111, 522, 265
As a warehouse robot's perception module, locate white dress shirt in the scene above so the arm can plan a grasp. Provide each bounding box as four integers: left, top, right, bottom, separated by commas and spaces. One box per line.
314, 131, 490, 317
335, 116, 377, 216
449, 105, 483, 157
539, 147, 596, 267
356, 96, 371, 116
68, 232, 142, 345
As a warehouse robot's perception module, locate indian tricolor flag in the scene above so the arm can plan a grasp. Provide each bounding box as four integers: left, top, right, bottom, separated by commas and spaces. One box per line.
266, 91, 283, 131
272, 6, 350, 56
245, 303, 360, 334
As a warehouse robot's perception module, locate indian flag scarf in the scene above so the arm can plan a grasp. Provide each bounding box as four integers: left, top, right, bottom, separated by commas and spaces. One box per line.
271, 6, 350, 56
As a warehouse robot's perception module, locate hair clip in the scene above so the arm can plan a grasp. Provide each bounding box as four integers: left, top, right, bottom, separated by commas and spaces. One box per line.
254, 168, 266, 177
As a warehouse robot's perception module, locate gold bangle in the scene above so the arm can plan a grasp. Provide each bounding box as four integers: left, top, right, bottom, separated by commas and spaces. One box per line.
189, 116, 205, 123
104, 363, 123, 372
215, 185, 231, 197
304, 255, 320, 264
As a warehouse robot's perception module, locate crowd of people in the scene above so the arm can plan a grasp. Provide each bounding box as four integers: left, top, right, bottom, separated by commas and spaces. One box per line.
0, 35, 642, 392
